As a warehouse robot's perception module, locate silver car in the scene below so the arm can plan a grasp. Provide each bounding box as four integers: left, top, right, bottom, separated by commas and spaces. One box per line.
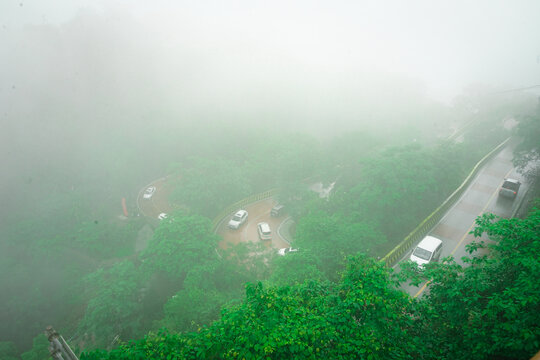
257, 222, 272, 241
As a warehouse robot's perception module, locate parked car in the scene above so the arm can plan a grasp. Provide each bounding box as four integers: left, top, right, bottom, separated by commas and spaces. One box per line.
499, 178, 521, 199
410, 236, 443, 267
257, 222, 272, 241
143, 186, 156, 199
277, 247, 298, 256
158, 213, 168, 220
271, 204, 285, 217
228, 210, 248, 229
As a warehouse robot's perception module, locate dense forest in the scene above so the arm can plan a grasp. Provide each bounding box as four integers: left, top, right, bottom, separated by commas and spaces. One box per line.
81, 203, 540, 359
1, 90, 539, 360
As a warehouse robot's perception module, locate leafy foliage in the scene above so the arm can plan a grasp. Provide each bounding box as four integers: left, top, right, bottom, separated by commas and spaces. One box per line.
141, 212, 220, 279
82, 255, 417, 359
20, 334, 49, 360
77, 261, 145, 349
82, 204, 540, 359
294, 209, 385, 280
158, 261, 248, 333
3, 95, 533, 358
0, 341, 20, 360
400, 206, 540, 359
169, 158, 252, 217
267, 250, 324, 287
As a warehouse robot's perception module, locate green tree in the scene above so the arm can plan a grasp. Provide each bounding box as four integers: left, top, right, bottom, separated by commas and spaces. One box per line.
169, 158, 252, 217
0, 341, 20, 360
267, 250, 324, 287
81, 255, 416, 359
294, 209, 385, 280
159, 260, 248, 333
402, 205, 540, 359
20, 334, 49, 360
77, 261, 145, 349
141, 212, 220, 279
335, 143, 468, 243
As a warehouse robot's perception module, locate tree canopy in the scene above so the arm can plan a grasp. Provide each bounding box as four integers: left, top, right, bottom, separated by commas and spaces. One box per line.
82, 204, 540, 359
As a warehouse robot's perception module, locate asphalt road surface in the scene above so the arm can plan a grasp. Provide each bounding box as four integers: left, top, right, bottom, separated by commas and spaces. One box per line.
398, 141, 529, 297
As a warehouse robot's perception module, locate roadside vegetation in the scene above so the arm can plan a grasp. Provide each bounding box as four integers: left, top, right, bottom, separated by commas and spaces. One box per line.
81, 202, 540, 359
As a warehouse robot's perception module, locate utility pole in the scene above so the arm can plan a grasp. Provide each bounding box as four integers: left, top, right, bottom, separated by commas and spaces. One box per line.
46, 326, 79, 360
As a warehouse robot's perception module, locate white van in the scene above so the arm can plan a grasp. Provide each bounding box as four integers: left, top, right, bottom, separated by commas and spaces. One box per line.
410, 236, 443, 267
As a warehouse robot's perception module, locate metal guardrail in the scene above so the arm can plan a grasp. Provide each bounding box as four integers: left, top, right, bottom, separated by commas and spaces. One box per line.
211, 188, 279, 231
381, 137, 511, 267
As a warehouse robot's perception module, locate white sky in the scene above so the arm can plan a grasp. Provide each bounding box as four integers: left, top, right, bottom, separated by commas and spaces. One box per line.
2, 0, 540, 102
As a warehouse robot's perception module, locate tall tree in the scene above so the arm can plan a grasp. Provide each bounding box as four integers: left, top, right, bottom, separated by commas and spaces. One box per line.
81, 255, 417, 359
141, 212, 220, 279
401, 205, 540, 359
77, 261, 145, 349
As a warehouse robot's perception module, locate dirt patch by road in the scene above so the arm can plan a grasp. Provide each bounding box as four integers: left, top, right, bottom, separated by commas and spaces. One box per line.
217, 199, 290, 250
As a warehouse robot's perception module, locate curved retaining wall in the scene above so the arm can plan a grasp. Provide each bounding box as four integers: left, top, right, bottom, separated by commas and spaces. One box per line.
381, 137, 511, 267
212, 189, 278, 231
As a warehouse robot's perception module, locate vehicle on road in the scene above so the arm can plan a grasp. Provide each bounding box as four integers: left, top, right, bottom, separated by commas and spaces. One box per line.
228, 210, 248, 229
498, 178, 521, 199
410, 236, 443, 267
158, 213, 168, 220
277, 247, 298, 256
143, 186, 156, 199
271, 204, 285, 217
257, 222, 272, 241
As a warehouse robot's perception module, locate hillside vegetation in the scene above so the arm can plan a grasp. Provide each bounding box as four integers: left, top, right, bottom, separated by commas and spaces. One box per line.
81, 203, 540, 359
1, 97, 538, 359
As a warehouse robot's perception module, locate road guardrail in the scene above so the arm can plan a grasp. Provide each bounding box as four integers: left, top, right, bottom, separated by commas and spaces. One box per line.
212, 188, 279, 231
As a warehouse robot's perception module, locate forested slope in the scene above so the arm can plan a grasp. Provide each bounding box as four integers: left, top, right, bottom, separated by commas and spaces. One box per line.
2, 100, 537, 359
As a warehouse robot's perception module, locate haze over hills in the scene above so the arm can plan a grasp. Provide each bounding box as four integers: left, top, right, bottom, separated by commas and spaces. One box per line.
1, 2, 539, 359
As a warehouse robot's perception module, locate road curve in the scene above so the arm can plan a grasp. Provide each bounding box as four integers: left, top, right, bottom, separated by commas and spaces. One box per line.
137, 178, 173, 219
137, 176, 292, 256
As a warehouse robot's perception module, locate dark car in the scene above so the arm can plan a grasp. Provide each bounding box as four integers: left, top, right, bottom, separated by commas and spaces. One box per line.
270, 204, 285, 217
499, 178, 521, 199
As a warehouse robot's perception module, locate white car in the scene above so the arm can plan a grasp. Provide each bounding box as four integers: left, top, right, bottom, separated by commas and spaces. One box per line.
158, 213, 168, 220
228, 210, 248, 229
277, 247, 298, 256
143, 186, 156, 199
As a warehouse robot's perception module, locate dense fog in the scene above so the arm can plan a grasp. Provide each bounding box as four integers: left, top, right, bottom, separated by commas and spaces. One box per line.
1, 0, 539, 356
2, 1, 539, 214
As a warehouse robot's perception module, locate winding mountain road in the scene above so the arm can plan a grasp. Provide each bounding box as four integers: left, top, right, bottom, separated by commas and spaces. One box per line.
399, 140, 529, 297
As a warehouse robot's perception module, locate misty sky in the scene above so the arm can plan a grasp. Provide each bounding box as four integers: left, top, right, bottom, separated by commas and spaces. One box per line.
2, 0, 540, 103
